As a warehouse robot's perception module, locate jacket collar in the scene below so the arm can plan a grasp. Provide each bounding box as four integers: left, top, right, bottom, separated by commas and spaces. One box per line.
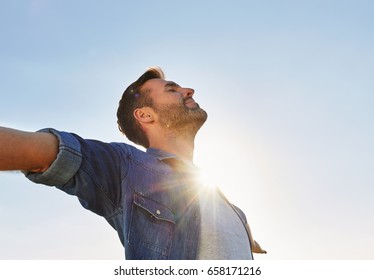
146, 148, 179, 161
146, 148, 199, 173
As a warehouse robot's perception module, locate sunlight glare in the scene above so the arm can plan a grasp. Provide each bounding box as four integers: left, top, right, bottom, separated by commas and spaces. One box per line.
197, 167, 220, 189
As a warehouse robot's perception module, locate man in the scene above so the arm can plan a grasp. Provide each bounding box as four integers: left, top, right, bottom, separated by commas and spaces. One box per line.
0, 67, 266, 259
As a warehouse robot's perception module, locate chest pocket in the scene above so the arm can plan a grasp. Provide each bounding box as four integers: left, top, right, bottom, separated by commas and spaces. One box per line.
128, 191, 176, 260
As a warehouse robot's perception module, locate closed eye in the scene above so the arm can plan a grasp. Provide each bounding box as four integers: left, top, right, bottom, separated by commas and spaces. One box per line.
164, 81, 181, 92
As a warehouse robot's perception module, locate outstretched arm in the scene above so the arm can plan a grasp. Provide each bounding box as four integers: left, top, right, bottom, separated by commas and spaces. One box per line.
246, 223, 267, 254
0, 126, 58, 172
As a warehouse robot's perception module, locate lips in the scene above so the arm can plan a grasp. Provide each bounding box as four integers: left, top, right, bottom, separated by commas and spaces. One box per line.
184, 97, 197, 105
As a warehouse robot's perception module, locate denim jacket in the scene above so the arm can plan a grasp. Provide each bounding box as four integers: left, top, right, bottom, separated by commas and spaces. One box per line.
25, 128, 253, 260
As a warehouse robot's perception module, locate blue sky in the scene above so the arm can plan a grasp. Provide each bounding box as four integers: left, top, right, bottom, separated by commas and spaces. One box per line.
0, 0, 373, 259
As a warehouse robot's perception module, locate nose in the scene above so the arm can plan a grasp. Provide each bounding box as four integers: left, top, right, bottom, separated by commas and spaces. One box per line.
183, 87, 195, 98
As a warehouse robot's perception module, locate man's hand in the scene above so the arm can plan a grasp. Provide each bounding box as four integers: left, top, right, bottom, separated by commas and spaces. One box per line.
0, 127, 58, 172
252, 239, 267, 254
246, 222, 267, 254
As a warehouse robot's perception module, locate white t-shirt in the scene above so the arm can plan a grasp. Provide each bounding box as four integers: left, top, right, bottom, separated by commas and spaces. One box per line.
196, 187, 253, 260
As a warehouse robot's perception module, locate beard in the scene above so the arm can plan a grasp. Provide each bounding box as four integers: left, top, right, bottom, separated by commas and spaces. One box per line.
152, 97, 208, 136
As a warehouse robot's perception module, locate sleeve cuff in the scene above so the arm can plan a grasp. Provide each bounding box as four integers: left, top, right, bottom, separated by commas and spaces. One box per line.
24, 128, 82, 186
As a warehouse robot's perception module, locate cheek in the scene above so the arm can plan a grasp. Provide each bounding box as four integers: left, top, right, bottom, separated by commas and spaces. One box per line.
158, 95, 183, 106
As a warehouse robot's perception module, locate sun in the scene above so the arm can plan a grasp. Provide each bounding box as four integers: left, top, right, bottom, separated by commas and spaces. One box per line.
196, 167, 220, 189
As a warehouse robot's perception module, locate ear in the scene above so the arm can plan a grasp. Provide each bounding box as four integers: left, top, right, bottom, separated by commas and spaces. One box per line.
133, 107, 155, 124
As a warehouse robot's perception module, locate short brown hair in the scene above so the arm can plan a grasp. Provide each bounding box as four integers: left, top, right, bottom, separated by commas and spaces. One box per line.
117, 67, 165, 148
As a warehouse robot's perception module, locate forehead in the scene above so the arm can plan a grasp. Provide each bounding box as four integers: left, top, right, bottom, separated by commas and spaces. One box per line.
141, 78, 179, 93
141, 78, 167, 92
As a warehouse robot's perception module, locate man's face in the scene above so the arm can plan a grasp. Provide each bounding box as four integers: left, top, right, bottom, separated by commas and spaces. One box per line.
141, 78, 208, 134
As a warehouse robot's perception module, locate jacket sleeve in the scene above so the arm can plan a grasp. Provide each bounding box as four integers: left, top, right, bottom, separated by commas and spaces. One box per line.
24, 128, 127, 219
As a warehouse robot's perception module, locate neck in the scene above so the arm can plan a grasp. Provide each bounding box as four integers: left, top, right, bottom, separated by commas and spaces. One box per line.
148, 128, 196, 162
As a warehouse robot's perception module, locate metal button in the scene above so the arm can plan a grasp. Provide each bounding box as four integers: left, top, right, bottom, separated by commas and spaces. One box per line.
156, 210, 161, 215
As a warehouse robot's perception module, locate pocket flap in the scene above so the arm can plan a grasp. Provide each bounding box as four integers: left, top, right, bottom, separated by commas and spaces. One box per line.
133, 192, 176, 224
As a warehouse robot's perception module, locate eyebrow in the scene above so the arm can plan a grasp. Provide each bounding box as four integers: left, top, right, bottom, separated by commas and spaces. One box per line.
164, 81, 180, 89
